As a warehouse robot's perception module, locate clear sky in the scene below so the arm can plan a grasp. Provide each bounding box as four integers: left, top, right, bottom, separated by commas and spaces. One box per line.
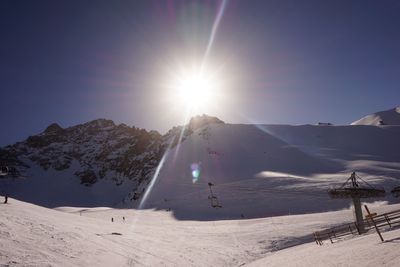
1, 0, 399, 146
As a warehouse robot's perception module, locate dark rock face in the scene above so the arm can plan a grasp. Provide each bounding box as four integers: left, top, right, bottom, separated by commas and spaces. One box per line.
0, 148, 26, 177
75, 170, 98, 186
44, 123, 65, 134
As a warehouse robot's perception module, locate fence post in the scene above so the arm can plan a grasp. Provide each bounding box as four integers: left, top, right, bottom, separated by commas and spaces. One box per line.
384, 215, 392, 228
364, 205, 384, 242
315, 232, 323, 245
314, 232, 319, 245
328, 232, 333, 244
354, 222, 360, 235
348, 224, 354, 234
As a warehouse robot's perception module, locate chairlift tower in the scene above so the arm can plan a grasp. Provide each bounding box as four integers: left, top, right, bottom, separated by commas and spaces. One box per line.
328, 172, 385, 234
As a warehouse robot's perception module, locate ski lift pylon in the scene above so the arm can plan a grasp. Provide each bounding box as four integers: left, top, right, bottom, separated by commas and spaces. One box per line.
328, 172, 385, 233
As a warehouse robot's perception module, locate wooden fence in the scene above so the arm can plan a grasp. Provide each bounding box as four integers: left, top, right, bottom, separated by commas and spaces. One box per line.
314, 208, 400, 245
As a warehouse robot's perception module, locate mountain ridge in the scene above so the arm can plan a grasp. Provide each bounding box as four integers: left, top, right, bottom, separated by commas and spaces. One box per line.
1, 109, 400, 217
0, 115, 224, 207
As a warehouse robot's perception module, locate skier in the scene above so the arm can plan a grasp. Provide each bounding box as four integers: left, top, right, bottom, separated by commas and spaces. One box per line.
111, 217, 114, 222
123, 216, 125, 222
4, 194, 8, 204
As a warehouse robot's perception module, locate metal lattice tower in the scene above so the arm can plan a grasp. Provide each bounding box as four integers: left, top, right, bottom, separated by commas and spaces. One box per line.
328, 172, 385, 233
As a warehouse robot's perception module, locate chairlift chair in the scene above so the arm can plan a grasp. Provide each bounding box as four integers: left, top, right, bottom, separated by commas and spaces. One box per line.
207, 182, 222, 208
208, 195, 222, 208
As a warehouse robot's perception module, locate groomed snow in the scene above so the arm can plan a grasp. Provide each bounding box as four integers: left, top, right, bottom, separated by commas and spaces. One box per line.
1, 197, 400, 266
248, 227, 400, 267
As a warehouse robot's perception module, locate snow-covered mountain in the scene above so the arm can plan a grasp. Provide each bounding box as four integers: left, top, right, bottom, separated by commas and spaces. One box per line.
0, 119, 167, 207
1, 110, 400, 219
145, 122, 400, 220
351, 106, 400, 126
0, 115, 224, 208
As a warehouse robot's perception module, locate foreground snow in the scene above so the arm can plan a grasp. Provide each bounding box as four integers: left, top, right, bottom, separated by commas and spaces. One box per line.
1, 197, 400, 266
248, 227, 400, 267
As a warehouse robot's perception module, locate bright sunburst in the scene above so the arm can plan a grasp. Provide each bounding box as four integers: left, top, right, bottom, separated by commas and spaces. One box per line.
169, 66, 221, 113
176, 73, 215, 109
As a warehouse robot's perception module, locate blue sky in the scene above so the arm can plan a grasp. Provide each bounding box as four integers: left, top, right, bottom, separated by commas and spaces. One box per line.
1, 0, 399, 146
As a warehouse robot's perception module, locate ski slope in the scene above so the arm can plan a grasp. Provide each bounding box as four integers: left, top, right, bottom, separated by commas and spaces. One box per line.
1, 197, 400, 266
249, 226, 400, 267
144, 123, 400, 220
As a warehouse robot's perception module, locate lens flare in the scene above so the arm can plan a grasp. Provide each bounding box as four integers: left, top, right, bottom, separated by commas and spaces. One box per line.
190, 162, 201, 183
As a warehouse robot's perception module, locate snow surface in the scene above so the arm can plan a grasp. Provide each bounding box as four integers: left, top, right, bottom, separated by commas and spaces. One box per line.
1, 197, 400, 266
144, 123, 400, 220
2, 112, 400, 265
351, 106, 400, 126
0, 159, 135, 207
248, 227, 400, 267
3, 115, 400, 218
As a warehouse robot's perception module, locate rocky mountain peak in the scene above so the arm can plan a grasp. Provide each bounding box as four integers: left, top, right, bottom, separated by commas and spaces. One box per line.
188, 114, 224, 132
0, 116, 223, 207
86, 118, 115, 128
43, 123, 64, 135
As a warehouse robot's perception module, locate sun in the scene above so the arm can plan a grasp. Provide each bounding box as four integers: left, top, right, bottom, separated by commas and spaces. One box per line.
176, 73, 215, 108
170, 68, 220, 113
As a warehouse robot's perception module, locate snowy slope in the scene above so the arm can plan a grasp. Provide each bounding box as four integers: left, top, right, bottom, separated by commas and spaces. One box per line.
1, 197, 399, 266
0, 119, 166, 207
248, 224, 400, 267
2, 113, 400, 219
351, 106, 400, 126
144, 123, 400, 220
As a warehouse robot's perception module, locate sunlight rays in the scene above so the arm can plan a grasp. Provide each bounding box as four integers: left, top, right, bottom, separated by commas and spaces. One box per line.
139, 148, 171, 209
201, 0, 228, 72
139, 1, 229, 210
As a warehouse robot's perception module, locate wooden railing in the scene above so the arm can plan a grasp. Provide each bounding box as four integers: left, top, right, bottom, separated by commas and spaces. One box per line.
314, 208, 400, 245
